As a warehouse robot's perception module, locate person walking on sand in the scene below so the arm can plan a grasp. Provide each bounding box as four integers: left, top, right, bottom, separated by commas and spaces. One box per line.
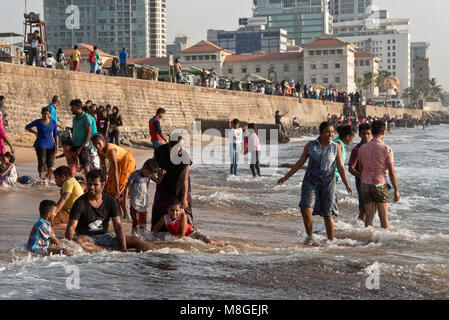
277, 122, 353, 245
358, 120, 400, 229
25, 107, 59, 181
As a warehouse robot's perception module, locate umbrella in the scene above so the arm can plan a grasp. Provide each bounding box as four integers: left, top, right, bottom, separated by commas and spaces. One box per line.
183, 65, 210, 76
241, 73, 271, 83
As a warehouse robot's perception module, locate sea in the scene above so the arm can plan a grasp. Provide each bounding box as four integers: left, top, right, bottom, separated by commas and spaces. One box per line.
0, 124, 448, 300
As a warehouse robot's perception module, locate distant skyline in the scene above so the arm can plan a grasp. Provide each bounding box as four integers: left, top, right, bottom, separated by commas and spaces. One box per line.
0, 0, 447, 90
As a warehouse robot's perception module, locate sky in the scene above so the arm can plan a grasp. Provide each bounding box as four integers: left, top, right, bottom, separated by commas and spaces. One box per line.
0, 0, 447, 90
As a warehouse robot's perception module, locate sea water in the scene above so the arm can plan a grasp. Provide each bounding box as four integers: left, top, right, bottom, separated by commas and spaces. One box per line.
0, 125, 448, 299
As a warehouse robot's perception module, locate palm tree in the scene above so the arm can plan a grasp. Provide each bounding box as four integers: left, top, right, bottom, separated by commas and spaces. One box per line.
403, 87, 422, 104
375, 70, 391, 95
427, 78, 444, 102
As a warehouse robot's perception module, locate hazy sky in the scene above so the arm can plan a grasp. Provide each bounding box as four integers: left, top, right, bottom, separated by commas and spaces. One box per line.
0, 0, 447, 90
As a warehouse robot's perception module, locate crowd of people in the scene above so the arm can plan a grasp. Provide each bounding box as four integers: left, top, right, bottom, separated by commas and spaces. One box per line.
0, 90, 412, 255
0, 96, 225, 256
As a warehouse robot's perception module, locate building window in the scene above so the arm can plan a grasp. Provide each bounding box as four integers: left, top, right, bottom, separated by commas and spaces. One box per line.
335, 77, 341, 83
309, 50, 315, 56
284, 64, 289, 72
311, 64, 316, 70
337, 49, 343, 54
311, 78, 316, 83
323, 50, 328, 55
393, 71, 396, 76
393, 59, 396, 63
388, 59, 391, 63
330, 50, 336, 55
388, 52, 391, 57
242, 67, 247, 73
388, 40, 391, 44
316, 50, 321, 55
388, 65, 391, 70
211, 55, 216, 60
323, 64, 328, 69
393, 40, 396, 44
360, 60, 365, 67
393, 46, 396, 50
355, 61, 358, 67
256, 65, 261, 73
228, 68, 233, 74
192, 56, 197, 61
393, 65, 396, 70
365, 60, 370, 66
335, 63, 340, 69
205, 55, 210, 60
323, 77, 328, 84
298, 64, 302, 71
185, 56, 191, 61
198, 55, 203, 61
393, 52, 396, 57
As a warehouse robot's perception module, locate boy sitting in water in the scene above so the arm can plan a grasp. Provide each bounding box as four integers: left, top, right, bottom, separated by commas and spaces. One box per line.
153, 198, 225, 247
27, 200, 73, 256
53, 166, 84, 228
123, 159, 166, 236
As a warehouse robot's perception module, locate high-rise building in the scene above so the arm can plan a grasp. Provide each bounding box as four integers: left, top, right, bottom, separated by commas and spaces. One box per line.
411, 42, 430, 90
167, 35, 191, 57
332, 10, 411, 92
43, 0, 166, 58
252, 0, 332, 45
207, 25, 289, 55
329, 0, 373, 22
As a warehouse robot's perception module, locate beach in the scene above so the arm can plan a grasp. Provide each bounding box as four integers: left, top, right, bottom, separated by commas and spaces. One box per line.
0, 125, 448, 299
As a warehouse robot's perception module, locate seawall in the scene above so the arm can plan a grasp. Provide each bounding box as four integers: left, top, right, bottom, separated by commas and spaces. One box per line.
0, 62, 424, 143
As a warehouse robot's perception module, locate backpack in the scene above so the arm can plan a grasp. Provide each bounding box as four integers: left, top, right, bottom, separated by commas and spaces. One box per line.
89, 51, 96, 63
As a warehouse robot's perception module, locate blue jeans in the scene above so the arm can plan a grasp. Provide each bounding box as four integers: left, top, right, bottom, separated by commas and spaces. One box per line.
230, 142, 239, 175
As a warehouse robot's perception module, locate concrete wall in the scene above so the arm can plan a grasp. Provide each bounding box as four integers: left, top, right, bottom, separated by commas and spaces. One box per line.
363, 105, 423, 119
0, 62, 421, 139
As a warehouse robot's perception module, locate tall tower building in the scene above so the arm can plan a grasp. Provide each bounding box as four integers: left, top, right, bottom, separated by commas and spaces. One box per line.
252, 0, 332, 45
329, 0, 373, 22
43, 0, 166, 58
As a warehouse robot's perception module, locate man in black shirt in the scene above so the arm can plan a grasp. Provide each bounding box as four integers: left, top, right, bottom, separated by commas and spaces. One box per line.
151, 134, 193, 231
65, 169, 151, 252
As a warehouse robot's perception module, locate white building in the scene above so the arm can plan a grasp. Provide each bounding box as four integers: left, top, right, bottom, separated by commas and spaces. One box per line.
303, 37, 357, 93
332, 14, 411, 92
223, 52, 304, 83
179, 40, 234, 75
329, 0, 374, 22
355, 49, 380, 97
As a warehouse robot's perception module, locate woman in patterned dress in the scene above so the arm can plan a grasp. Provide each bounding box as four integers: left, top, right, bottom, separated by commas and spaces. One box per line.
92, 134, 136, 218
277, 122, 353, 245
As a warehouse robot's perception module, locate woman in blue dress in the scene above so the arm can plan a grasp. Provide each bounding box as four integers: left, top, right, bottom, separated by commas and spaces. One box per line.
277, 122, 353, 245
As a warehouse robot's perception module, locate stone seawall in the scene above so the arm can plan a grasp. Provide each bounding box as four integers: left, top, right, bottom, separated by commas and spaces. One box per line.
0, 62, 426, 145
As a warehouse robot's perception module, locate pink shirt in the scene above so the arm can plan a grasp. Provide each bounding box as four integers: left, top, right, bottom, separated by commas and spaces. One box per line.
359, 138, 394, 185
248, 133, 261, 152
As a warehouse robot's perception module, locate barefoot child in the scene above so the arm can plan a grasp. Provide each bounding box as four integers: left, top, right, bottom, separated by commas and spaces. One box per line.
0, 152, 18, 186
153, 198, 225, 246
27, 200, 73, 256
123, 159, 166, 236
56, 140, 80, 177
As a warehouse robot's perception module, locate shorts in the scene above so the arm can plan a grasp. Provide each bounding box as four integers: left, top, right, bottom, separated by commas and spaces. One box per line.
72, 146, 91, 168
356, 185, 365, 212
361, 183, 390, 204
31, 247, 49, 256
83, 233, 119, 247
51, 210, 70, 226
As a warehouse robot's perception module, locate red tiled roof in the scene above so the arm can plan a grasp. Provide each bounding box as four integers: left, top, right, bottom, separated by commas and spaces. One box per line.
355, 49, 376, 59
224, 51, 303, 63
180, 40, 234, 54
305, 38, 348, 48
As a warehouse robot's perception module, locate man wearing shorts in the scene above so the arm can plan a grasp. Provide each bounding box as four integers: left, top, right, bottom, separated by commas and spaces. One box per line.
65, 169, 151, 252
70, 99, 92, 175
358, 120, 400, 229
348, 123, 372, 222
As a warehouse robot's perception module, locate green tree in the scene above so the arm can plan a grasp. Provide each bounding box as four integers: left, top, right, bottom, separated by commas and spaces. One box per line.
375, 70, 391, 94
